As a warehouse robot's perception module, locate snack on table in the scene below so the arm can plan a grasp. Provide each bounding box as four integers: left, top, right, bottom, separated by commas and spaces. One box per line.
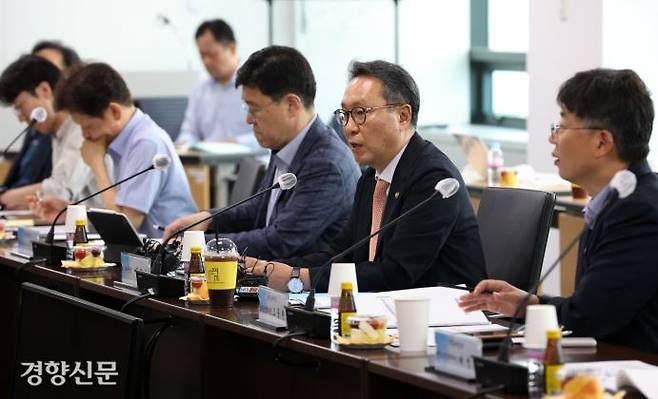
346, 315, 387, 344
549, 375, 625, 399
72, 245, 105, 267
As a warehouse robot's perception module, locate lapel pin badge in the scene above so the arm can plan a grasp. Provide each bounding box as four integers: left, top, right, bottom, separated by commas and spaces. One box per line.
394, 192, 400, 199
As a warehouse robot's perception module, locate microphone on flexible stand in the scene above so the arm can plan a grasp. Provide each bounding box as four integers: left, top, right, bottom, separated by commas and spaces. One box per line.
473, 169, 637, 394
45, 154, 171, 265
286, 177, 461, 337
135, 173, 298, 296
1, 107, 48, 162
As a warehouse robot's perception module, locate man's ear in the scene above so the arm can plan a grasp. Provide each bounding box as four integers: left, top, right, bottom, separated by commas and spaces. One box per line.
108, 102, 123, 121
594, 129, 616, 157
286, 94, 303, 117
35, 81, 53, 100
398, 104, 412, 127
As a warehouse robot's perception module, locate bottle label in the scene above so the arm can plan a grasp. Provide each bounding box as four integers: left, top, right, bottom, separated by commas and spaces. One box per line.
545, 364, 564, 394
340, 311, 356, 337
205, 260, 238, 290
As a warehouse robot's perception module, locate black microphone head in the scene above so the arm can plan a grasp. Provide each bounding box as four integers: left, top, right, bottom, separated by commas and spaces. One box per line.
434, 178, 460, 199
277, 173, 297, 190
152, 154, 170, 171
30, 107, 48, 124
610, 169, 636, 199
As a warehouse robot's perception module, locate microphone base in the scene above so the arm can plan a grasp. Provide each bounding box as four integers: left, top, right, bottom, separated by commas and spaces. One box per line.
472, 356, 528, 394
32, 240, 67, 266
285, 306, 331, 338
135, 270, 185, 297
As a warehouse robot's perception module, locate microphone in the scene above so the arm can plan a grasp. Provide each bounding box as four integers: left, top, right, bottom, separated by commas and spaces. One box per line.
152, 172, 297, 275
46, 154, 171, 265
473, 169, 637, 394
1, 107, 48, 161
303, 177, 460, 311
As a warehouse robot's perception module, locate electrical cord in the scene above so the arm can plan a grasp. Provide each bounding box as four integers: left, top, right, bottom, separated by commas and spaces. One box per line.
120, 289, 155, 313
272, 330, 320, 370
143, 315, 175, 399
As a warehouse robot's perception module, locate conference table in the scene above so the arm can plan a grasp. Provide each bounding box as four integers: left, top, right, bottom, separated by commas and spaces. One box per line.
2, 242, 657, 398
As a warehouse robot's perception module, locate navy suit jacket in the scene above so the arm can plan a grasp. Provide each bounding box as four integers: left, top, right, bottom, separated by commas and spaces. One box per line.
2, 129, 52, 190
287, 132, 488, 292
542, 159, 658, 353
211, 117, 361, 259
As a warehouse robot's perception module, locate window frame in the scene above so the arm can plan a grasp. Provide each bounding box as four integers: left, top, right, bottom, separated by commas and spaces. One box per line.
470, 0, 527, 129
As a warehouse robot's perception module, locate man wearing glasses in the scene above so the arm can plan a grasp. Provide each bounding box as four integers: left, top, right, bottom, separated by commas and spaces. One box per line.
165, 46, 360, 259
460, 69, 658, 353
248, 60, 487, 293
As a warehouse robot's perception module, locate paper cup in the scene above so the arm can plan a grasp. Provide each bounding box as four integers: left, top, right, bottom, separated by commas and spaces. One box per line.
181, 231, 207, 262
523, 304, 559, 349
395, 297, 430, 352
328, 263, 359, 307
64, 205, 87, 233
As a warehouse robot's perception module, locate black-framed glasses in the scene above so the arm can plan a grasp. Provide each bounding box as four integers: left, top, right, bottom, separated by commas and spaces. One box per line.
334, 103, 405, 127
550, 122, 604, 139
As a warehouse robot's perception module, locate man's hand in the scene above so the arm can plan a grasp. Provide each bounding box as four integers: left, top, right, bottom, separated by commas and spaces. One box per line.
458, 279, 539, 317
28, 194, 69, 223
81, 139, 108, 168
163, 211, 212, 241
247, 257, 310, 292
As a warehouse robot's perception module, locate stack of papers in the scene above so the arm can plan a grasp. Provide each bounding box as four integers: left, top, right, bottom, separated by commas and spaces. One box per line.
289, 286, 489, 329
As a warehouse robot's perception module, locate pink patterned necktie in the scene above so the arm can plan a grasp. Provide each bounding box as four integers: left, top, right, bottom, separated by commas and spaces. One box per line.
369, 179, 390, 261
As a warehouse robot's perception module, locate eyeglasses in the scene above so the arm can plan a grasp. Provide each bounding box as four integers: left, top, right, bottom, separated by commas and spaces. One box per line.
550, 122, 604, 139
242, 101, 275, 117
334, 103, 404, 127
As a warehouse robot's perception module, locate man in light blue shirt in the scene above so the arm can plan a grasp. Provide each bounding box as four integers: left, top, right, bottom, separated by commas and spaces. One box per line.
52, 62, 197, 237
176, 19, 251, 145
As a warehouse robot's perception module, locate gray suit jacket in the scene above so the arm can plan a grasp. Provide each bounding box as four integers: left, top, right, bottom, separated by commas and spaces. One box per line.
211, 117, 361, 259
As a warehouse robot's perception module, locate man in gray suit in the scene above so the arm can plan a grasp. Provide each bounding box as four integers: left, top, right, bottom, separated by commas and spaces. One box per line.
164, 46, 360, 259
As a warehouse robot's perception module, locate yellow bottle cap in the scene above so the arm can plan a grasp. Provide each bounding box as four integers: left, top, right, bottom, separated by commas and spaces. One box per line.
341, 282, 353, 290
75, 219, 86, 226
546, 329, 561, 339
190, 246, 202, 253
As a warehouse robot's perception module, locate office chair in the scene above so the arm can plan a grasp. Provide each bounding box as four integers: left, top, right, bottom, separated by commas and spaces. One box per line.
476, 187, 556, 292
134, 97, 188, 142
12, 283, 144, 399
227, 158, 266, 205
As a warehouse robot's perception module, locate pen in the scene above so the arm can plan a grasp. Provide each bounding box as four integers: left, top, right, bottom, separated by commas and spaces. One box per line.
153, 224, 165, 231
438, 283, 475, 292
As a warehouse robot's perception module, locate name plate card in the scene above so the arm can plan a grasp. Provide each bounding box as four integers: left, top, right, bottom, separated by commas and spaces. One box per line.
257, 286, 288, 329
434, 329, 483, 380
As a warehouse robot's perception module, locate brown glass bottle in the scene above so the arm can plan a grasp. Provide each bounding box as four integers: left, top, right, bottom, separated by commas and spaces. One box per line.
186, 246, 205, 295
338, 282, 357, 337
73, 219, 88, 245
544, 329, 564, 394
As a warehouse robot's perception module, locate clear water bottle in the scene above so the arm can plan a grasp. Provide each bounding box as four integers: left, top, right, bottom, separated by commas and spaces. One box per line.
487, 142, 504, 186
527, 349, 545, 398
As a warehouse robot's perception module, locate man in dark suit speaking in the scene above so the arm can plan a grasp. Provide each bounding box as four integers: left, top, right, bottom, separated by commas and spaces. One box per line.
460, 69, 658, 353
165, 46, 360, 259
248, 61, 487, 292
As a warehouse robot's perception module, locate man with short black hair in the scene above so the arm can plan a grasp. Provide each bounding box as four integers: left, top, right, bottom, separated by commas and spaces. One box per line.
0, 55, 102, 209
32, 40, 81, 71
176, 19, 251, 144
41, 62, 197, 237
165, 46, 360, 259
460, 68, 658, 353
247, 60, 487, 292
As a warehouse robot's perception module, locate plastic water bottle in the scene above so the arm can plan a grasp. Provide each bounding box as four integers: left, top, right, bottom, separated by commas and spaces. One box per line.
487, 142, 504, 186
527, 349, 545, 398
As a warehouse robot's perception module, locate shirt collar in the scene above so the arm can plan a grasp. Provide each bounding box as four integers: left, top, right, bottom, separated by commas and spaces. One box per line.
375, 142, 408, 184
274, 114, 317, 169
583, 184, 612, 229
108, 108, 145, 157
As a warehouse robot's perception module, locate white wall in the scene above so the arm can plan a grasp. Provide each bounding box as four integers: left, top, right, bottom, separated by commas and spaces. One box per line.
527, 0, 603, 175
603, 0, 658, 164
